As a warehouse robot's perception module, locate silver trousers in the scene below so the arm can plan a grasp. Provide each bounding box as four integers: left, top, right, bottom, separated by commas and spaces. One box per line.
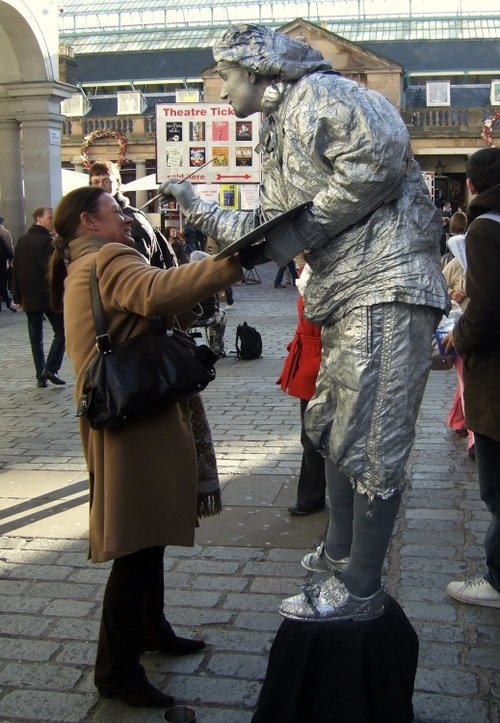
304, 303, 440, 499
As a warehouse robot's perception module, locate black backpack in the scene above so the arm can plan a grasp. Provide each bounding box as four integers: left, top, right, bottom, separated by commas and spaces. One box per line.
235, 322, 262, 360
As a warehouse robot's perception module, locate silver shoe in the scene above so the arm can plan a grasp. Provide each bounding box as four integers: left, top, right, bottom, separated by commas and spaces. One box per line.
278, 577, 385, 622
301, 541, 349, 574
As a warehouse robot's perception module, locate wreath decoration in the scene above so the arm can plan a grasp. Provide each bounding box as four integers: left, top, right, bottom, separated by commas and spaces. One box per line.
80, 129, 128, 169
481, 111, 500, 147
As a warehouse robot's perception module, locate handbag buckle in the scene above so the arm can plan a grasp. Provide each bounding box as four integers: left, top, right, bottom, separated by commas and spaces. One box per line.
96, 334, 113, 354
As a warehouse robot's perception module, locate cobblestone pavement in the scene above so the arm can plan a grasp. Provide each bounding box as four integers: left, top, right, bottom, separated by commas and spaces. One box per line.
0, 264, 498, 722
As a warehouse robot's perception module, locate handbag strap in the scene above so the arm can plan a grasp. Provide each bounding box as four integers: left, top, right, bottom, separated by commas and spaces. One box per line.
88, 262, 180, 348
89, 263, 113, 353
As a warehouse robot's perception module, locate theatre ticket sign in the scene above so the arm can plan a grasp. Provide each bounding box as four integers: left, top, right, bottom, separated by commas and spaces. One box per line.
155, 103, 262, 185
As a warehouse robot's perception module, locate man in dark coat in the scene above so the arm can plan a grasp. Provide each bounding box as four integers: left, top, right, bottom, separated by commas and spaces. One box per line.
0, 215, 16, 311
88, 161, 176, 269
13, 207, 66, 387
446, 147, 500, 609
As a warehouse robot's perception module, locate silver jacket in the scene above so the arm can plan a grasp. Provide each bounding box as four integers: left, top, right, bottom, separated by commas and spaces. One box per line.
188, 71, 449, 324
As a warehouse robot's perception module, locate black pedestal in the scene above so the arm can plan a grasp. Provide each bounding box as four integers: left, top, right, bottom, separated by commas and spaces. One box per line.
251, 594, 418, 723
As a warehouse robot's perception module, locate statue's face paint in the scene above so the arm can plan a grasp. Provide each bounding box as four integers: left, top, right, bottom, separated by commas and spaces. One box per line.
219, 66, 263, 119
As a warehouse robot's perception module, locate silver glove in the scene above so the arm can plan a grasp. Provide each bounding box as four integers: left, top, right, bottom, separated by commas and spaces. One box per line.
159, 179, 198, 214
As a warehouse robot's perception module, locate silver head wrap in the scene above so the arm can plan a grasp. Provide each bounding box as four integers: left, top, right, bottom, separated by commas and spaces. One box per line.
213, 24, 332, 82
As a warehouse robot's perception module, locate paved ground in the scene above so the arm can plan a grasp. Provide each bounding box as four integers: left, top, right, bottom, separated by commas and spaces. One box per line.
0, 263, 498, 723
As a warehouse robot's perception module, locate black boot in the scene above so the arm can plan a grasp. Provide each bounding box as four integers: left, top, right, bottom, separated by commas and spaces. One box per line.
140, 633, 205, 655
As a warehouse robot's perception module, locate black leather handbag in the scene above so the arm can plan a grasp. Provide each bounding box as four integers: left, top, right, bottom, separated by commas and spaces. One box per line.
76, 263, 218, 430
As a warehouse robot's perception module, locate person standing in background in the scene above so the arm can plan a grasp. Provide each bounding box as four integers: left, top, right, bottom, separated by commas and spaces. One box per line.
0, 215, 16, 311
274, 260, 298, 289
277, 264, 326, 515
446, 147, 500, 609
12, 207, 66, 388
167, 225, 190, 266
89, 161, 175, 269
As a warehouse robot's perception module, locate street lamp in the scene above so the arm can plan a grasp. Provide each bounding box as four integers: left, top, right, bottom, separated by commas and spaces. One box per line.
435, 158, 445, 176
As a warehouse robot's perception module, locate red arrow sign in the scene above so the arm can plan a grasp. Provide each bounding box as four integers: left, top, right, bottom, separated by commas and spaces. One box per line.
216, 173, 252, 180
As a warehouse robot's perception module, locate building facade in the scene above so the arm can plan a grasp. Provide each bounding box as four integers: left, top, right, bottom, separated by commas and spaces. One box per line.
59, 12, 500, 212
0, 1, 74, 239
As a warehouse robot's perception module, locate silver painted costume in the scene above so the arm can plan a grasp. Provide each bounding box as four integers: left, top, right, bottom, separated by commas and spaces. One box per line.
185, 27, 449, 499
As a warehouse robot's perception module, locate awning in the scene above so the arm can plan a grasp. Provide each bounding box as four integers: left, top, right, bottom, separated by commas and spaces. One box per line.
62, 168, 89, 194
121, 174, 159, 191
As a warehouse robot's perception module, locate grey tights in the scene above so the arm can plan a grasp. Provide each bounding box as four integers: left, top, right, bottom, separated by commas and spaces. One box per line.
325, 458, 401, 597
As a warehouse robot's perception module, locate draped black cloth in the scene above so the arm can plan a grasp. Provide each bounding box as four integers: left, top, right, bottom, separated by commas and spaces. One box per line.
251, 594, 418, 723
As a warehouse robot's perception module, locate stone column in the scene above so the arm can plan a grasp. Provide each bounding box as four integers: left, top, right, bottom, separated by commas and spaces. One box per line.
5, 80, 74, 217
0, 118, 25, 240
21, 116, 65, 210
135, 159, 148, 210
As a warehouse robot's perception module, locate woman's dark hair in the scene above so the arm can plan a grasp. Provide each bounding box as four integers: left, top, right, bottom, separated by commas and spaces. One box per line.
49, 186, 106, 312
449, 211, 467, 235
467, 147, 500, 194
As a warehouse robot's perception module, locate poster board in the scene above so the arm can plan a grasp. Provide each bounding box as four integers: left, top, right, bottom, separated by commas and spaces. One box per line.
240, 184, 260, 211
156, 103, 262, 185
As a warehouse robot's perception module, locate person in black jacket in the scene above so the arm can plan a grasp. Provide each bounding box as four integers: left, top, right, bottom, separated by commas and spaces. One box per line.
89, 161, 176, 269
0, 215, 16, 311
445, 147, 500, 609
13, 207, 66, 387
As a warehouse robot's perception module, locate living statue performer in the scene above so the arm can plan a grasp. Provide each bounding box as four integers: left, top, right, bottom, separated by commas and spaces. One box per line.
163, 24, 450, 622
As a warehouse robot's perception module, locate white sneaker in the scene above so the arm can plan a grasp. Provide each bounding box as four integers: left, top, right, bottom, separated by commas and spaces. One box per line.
447, 577, 500, 608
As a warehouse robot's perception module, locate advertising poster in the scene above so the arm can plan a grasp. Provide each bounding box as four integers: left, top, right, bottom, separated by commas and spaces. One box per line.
240, 184, 260, 211
156, 103, 261, 184
219, 184, 238, 209
197, 184, 220, 204
189, 146, 206, 167
212, 121, 229, 141
166, 122, 183, 142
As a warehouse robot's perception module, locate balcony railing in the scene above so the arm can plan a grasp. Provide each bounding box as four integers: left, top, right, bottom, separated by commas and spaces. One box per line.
400, 107, 490, 136
62, 116, 156, 138
62, 108, 490, 145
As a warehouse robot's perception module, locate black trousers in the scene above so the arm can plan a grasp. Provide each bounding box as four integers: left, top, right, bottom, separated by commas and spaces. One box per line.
94, 545, 176, 693
0, 266, 12, 307
475, 432, 500, 591
295, 399, 326, 508
26, 310, 65, 382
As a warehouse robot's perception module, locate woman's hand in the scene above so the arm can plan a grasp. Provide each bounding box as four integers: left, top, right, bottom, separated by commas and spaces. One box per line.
451, 290, 466, 304
444, 331, 455, 353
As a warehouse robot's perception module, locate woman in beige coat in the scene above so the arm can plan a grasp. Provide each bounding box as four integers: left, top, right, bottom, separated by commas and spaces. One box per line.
48, 186, 246, 707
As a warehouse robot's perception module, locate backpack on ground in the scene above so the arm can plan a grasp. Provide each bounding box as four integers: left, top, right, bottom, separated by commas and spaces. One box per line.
235, 322, 262, 360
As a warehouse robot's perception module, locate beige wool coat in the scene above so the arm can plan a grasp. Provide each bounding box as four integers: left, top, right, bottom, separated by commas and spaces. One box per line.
63, 236, 242, 562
